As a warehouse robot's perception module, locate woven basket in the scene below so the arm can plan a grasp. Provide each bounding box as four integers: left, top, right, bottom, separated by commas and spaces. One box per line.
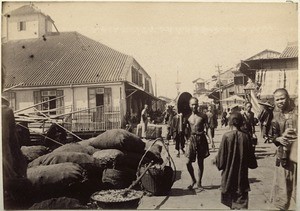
137, 138, 176, 196
139, 165, 173, 196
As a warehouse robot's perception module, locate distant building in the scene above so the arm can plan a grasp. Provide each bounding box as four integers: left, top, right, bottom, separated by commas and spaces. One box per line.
239, 43, 298, 99
2, 5, 158, 133
3, 4, 58, 42
207, 68, 235, 103
192, 77, 209, 98
205, 49, 282, 110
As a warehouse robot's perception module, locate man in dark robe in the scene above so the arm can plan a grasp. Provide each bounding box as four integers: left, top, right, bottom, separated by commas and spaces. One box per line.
215, 112, 257, 209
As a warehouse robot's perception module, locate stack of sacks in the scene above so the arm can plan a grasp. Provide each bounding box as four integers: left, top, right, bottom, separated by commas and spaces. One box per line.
24, 129, 165, 208
81, 129, 163, 189
25, 143, 104, 206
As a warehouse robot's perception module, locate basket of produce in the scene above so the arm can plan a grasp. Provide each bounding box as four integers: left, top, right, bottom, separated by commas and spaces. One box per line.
90, 161, 153, 209
90, 189, 144, 209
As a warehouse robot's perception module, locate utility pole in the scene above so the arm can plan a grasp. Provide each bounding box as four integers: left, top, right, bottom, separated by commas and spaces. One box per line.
216, 64, 222, 112
155, 73, 157, 97
175, 70, 181, 96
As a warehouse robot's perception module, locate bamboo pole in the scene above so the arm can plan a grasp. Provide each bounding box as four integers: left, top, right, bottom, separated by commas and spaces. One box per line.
33, 104, 72, 114
3, 82, 24, 92
16, 123, 63, 146
35, 108, 83, 141
53, 106, 98, 118
14, 95, 65, 114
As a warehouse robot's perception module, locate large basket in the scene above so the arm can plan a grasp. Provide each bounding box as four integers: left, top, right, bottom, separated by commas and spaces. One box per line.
137, 138, 176, 196
139, 165, 174, 196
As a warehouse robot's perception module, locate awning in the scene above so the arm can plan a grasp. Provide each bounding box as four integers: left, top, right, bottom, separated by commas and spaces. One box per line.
258, 69, 297, 98
125, 82, 160, 101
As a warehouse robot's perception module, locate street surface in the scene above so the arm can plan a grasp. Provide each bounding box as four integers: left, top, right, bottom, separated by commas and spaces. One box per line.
139, 123, 279, 210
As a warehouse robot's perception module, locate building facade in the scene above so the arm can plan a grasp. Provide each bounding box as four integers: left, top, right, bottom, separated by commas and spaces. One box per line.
2, 5, 158, 133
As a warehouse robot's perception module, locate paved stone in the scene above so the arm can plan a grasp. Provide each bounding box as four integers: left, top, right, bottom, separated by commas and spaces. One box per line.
138, 124, 279, 210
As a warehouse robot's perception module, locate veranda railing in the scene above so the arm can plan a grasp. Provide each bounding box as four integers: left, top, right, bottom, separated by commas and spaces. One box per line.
69, 106, 121, 132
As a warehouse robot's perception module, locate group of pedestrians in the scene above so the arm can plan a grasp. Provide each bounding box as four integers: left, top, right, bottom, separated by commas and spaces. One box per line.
165, 88, 297, 210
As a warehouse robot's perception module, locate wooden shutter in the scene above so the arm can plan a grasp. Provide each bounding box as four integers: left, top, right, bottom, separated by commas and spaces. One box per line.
88, 88, 96, 108
33, 91, 41, 110
104, 88, 112, 111
56, 90, 64, 114
138, 73, 143, 87
17, 22, 21, 31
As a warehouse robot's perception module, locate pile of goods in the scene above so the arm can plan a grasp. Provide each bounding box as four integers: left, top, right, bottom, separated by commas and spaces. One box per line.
17, 129, 166, 209
136, 124, 162, 139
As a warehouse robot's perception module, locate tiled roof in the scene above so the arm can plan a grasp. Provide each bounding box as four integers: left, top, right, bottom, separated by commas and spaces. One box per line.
280, 42, 298, 58
2, 32, 132, 87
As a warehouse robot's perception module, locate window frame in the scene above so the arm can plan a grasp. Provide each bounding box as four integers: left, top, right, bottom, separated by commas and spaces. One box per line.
18, 21, 26, 31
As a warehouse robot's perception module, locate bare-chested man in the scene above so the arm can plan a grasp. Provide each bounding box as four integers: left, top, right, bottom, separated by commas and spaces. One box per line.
186, 97, 210, 191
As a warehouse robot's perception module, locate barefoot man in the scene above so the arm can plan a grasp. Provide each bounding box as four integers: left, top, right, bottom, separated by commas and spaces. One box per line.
185, 97, 210, 191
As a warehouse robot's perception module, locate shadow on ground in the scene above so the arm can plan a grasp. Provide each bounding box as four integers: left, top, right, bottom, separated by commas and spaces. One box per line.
202, 185, 221, 190
153, 188, 196, 209
249, 178, 261, 184
256, 153, 275, 159
174, 170, 182, 182
255, 149, 268, 153
169, 188, 196, 196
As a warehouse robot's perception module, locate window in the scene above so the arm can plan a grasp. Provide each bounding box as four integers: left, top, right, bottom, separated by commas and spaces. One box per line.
131, 67, 139, 85
138, 73, 143, 87
145, 79, 150, 92
196, 82, 205, 90
33, 90, 64, 115
17, 21, 26, 31
234, 76, 247, 85
2, 92, 16, 110
88, 87, 111, 108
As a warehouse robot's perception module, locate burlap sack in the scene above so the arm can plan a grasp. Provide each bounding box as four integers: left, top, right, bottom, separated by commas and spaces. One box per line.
92, 149, 124, 169
29, 197, 86, 210
21, 145, 49, 163
27, 163, 87, 198
28, 152, 95, 168
52, 142, 97, 155
90, 129, 145, 153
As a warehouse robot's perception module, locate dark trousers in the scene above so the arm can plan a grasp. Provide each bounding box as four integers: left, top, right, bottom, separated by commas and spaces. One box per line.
174, 132, 185, 151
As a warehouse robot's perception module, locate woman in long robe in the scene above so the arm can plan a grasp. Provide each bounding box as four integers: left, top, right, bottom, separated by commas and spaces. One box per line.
215, 112, 257, 209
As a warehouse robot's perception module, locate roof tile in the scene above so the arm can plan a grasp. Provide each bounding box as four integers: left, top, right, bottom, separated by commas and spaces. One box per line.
3, 32, 131, 87
280, 43, 298, 58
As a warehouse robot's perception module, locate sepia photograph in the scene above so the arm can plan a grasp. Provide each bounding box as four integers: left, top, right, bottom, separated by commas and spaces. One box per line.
1, 1, 298, 210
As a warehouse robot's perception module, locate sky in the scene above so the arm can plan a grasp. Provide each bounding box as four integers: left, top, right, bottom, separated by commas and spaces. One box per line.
2, 1, 298, 99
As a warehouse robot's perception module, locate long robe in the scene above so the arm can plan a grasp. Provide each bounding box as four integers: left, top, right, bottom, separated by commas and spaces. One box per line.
270, 106, 297, 210
216, 129, 257, 208
2, 100, 30, 209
